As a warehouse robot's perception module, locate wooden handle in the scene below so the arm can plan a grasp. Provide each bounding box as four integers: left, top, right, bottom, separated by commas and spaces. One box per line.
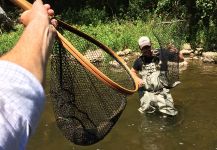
10, 0, 32, 10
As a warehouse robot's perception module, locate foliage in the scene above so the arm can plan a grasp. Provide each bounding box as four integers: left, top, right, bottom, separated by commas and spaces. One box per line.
1, 19, 187, 55
56, 18, 186, 54
61, 7, 107, 25
204, 22, 217, 51
196, 0, 215, 19
1, 0, 217, 51
154, 0, 186, 20
151, 19, 187, 50
195, 0, 217, 51
0, 25, 23, 55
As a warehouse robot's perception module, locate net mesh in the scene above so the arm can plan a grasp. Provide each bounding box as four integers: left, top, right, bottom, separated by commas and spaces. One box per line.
56, 21, 136, 91
152, 21, 186, 87
50, 23, 136, 145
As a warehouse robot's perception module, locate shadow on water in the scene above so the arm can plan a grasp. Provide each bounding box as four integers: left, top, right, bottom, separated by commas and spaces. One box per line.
27, 59, 217, 150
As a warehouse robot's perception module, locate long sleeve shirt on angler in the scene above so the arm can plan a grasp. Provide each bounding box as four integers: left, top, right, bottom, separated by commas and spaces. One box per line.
0, 61, 45, 150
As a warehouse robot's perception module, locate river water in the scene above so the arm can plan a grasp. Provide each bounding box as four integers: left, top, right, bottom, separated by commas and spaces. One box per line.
27, 59, 217, 150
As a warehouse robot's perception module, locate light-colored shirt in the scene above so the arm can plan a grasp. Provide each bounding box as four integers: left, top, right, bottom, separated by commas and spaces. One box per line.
0, 61, 45, 150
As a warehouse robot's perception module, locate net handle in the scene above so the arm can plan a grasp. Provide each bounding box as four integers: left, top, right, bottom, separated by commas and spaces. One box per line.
10, 0, 138, 95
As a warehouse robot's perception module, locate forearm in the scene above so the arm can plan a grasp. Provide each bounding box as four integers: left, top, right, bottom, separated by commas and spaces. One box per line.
131, 70, 141, 81
0, 19, 55, 83
179, 52, 184, 61
131, 68, 143, 87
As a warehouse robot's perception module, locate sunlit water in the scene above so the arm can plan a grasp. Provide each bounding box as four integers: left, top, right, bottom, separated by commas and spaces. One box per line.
27, 59, 217, 150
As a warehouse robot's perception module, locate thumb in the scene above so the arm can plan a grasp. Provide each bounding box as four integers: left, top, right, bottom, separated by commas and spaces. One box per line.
19, 10, 31, 26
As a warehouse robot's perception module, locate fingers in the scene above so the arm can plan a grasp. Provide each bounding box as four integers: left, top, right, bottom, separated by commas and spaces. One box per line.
50, 19, 58, 28
138, 79, 144, 88
20, 1, 55, 26
19, 10, 31, 26
44, 4, 51, 10
44, 4, 54, 17
49, 25, 57, 37
48, 9, 54, 17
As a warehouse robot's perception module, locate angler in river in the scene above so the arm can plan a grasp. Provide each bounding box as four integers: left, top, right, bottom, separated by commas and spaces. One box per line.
131, 36, 184, 116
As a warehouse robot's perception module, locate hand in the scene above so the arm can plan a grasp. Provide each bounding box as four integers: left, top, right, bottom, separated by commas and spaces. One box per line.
137, 78, 144, 88
19, 0, 56, 27
131, 68, 144, 88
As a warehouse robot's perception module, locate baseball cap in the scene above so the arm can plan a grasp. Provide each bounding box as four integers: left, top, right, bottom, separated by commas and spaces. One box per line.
138, 36, 151, 49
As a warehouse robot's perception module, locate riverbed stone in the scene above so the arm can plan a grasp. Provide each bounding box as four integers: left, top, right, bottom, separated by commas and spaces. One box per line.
202, 52, 217, 63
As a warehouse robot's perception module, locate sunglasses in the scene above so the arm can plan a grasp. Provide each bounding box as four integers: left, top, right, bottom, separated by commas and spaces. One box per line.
141, 46, 151, 50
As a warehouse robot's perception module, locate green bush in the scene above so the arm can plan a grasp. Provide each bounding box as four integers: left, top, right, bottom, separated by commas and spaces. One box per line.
0, 19, 188, 55
57, 19, 186, 53
0, 25, 23, 55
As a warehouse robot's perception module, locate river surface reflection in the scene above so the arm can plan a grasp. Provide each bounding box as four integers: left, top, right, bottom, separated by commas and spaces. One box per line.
27, 59, 217, 150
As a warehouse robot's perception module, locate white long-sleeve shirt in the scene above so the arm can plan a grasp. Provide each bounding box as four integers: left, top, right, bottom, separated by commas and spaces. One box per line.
0, 61, 45, 150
